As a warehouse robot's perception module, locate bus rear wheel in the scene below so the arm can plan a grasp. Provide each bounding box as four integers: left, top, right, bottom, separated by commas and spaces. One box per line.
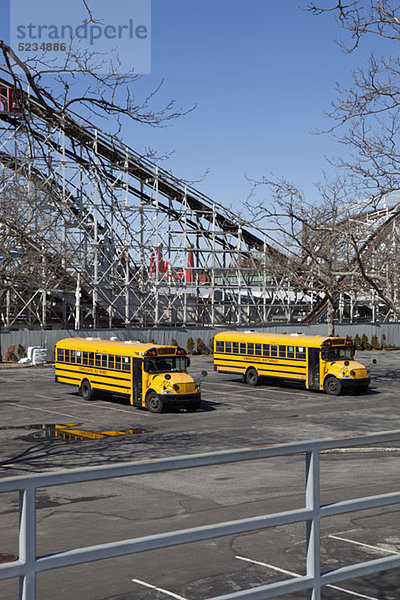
324, 376, 342, 396
246, 368, 259, 386
80, 380, 95, 401
146, 391, 164, 413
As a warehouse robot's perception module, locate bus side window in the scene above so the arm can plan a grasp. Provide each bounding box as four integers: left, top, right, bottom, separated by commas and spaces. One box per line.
102, 354, 108, 369
88, 352, 94, 367
225, 341, 232, 353
108, 355, 115, 370
65, 349, 70, 363
115, 356, 122, 370
122, 357, 131, 372
240, 343, 246, 354
296, 347, 306, 359
56, 348, 64, 362
279, 345, 286, 358
287, 346, 295, 358
271, 345, 278, 357
216, 341, 224, 353
248, 343, 254, 355
83, 351, 88, 365
232, 342, 239, 354
70, 350, 76, 363
76, 351, 82, 365
255, 344, 262, 356
95, 353, 101, 368
263, 344, 270, 357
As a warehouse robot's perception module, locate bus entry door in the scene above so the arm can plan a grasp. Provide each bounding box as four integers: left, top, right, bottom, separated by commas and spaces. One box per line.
308, 349, 320, 390
133, 358, 143, 406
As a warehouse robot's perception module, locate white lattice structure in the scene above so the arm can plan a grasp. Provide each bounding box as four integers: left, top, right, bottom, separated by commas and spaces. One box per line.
1, 70, 399, 329
0, 72, 317, 329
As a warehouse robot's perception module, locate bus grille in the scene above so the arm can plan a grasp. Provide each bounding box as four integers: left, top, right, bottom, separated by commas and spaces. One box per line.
179, 383, 196, 393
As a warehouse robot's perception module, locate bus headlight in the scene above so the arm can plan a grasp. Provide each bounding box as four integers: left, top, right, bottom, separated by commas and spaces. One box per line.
350, 370, 356, 377
173, 384, 180, 391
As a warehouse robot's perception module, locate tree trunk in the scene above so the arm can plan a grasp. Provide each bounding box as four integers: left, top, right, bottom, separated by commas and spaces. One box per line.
326, 297, 335, 337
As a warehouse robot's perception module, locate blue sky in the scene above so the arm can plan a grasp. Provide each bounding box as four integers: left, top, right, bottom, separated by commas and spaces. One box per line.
0, 1, 381, 212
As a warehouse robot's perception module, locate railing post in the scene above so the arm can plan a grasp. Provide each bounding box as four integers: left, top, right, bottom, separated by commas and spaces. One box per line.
306, 449, 321, 600
19, 487, 37, 600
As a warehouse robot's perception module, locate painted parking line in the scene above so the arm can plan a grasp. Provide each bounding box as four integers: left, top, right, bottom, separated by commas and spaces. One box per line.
201, 389, 244, 396
65, 398, 141, 415
235, 556, 379, 600
202, 382, 308, 396
201, 389, 288, 403
33, 394, 143, 416
9, 403, 97, 423
132, 578, 188, 600
201, 387, 304, 399
329, 534, 399, 555
202, 382, 245, 389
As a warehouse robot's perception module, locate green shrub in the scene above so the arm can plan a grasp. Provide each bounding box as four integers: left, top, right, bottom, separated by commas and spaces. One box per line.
353, 334, 362, 350
196, 338, 207, 354
187, 337, 194, 354
171, 338, 178, 347
381, 334, 387, 350
370, 334, 380, 350
361, 333, 370, 350
17, 344, 26, 359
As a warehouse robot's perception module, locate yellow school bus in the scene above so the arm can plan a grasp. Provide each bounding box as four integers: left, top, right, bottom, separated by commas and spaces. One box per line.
55, 338, 204, 412
214, 331, 370, 395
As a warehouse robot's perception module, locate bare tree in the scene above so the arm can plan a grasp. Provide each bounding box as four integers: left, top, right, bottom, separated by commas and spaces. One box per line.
241, 2, 400, 334
0, 10, 195, 351
246, 175, 400, 334
305, 1, 400, 198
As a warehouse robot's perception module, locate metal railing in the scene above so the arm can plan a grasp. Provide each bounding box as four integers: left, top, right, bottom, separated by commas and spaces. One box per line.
1, 430, 400, 600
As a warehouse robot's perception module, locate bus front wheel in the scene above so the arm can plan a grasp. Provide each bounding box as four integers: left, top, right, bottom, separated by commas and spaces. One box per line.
246, 368, 259, 386
80, 380, 94, 401
324, 376, 342, 396
146, 391, 164, 413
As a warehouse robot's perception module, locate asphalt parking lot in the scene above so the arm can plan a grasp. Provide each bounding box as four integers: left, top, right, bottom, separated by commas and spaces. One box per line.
1, 351, 400, 600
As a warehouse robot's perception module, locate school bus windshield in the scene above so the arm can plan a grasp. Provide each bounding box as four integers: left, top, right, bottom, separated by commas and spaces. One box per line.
144, 356, 187, 373
322, 346, 354, 361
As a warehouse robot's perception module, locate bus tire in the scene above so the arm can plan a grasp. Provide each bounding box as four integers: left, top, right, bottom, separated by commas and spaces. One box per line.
246, 367, 259, 386
324, 376, 342, 396
146, 391, 164, 413
80, 379, 94, 401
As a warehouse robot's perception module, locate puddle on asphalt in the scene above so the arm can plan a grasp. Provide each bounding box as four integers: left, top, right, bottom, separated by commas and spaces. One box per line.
0, 423, 147, 441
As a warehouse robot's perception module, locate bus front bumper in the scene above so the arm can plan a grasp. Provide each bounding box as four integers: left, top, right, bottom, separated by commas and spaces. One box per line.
158, 392, 201, 406
340, 377, 370, 391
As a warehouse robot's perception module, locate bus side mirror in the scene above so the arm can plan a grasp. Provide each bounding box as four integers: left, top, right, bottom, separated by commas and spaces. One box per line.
373, 359, 377, 365
186, 358, 191, 368
195, 370, 208, 387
